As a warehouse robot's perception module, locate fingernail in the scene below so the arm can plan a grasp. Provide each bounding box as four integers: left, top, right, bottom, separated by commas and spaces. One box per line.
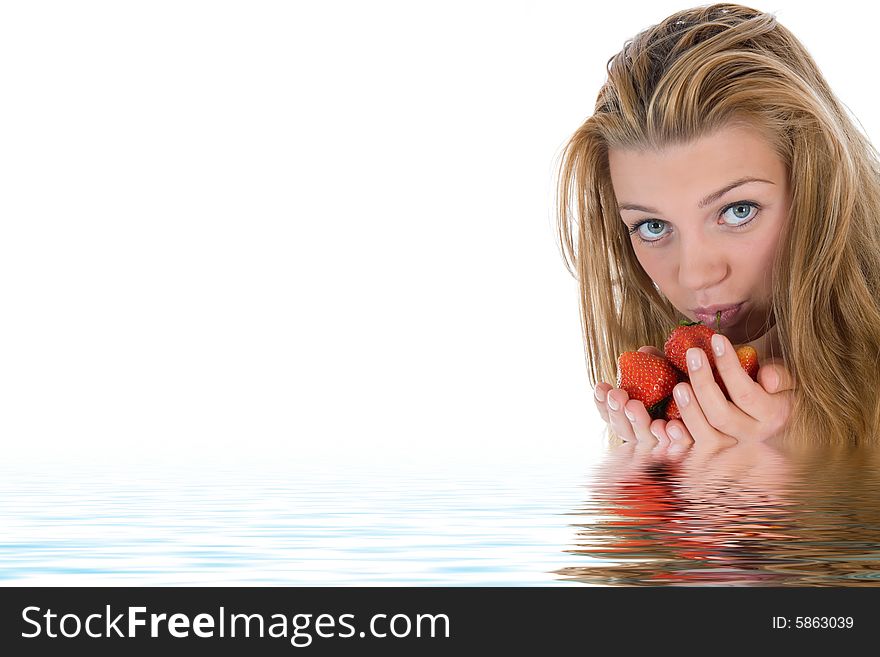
650, 426, 660, 439
607, 395, 620, 411
711, 333, 725, 357
674, 384, 690, 408
687, 348, 703, 371
594, 387, 604, 402
624, 407, 635, 421
768, 370, 779, 392
668, 425, 682, 440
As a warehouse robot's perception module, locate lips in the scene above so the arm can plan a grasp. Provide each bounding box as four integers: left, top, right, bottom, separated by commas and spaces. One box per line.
692, 303, 744, 329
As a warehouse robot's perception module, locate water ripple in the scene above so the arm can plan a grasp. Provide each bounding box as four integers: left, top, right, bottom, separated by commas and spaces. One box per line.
3, 444, 880, 586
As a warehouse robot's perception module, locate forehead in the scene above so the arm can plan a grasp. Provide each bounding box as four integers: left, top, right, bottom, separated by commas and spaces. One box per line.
607, 124, 785, 202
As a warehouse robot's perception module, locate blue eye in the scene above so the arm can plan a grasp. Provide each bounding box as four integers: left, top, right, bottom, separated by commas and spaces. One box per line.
631, 219, 667, 240
722, 202, 758, 225
627, 200, 761, 246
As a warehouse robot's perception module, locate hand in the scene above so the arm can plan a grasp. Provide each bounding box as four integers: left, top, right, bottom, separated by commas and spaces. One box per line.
594, 346, 678, 446
666, 333, 795, 446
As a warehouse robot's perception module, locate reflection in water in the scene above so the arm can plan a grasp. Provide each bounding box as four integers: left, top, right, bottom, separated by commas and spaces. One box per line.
3, 445, 879, 586
556, 441, 880, 586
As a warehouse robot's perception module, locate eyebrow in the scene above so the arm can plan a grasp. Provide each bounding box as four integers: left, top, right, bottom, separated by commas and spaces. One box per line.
617, 177, 775, 213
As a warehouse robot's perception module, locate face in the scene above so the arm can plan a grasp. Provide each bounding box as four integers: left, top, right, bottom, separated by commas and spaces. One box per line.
608, 122, 791, 345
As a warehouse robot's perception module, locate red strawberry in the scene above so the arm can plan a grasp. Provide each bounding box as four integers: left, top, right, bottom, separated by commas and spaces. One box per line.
664, 319, 718, 376
736, 345, 759, 379
664, 396, 681, 420
616, 351, 680, 418
717, 345, 760, 397
664, 313, 761, 399
661, 369, 689, 420
665, 313, 734, 397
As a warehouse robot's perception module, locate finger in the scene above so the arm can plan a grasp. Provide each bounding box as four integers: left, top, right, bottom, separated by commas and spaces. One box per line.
606, 388, 637, 442
667, 419, 737, 463
709, 334, 775, 424
624, 398, 659, 443
757, 359, 795, 393
757, 367, 778, 393
756, 369, 795, 438
664, 419, 694, 444
709, 334, 793, 428
687, 344, 757, 436
672, 381, 732, 445
665, 434, 693, 459
637, 345, 664, 358
649, 419, 673, 445
660, 419, 693, 459
594, 383, 612, 423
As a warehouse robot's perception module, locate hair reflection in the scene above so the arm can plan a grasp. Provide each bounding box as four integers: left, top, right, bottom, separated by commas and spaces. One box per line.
555, 439, 880, 586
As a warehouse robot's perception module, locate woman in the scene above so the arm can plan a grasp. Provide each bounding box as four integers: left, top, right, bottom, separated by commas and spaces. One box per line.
555, 3, 880, 446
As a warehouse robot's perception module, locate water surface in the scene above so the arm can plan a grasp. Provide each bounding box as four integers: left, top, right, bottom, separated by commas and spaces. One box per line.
2, 443, 879, 586
557, 441, 880, 586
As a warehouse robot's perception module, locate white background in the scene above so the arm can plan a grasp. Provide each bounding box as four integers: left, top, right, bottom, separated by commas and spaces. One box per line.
1, 1, 876, 471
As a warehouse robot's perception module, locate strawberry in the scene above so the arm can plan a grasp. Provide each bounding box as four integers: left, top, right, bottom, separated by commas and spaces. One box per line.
616, 351, 680, 418
736, 345, 759, 379
661, 369, 689, 420
664, 312, 761, 400
664, 319, 718, 376
665, 313, 732, 397
664, 396, 681, 420
717, 345, 760, 397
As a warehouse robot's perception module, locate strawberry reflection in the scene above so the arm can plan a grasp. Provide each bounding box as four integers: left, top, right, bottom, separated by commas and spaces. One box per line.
554, 438, 880, 586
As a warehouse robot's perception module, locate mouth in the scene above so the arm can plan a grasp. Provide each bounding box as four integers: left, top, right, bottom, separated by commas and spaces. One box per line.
691, 303, 744, 329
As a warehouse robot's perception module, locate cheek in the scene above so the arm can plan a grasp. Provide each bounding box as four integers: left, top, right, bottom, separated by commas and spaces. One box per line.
736, 238, 778, 281
636, 253, 675, 288
747, 212, 787, 271
638, 253, 678, 302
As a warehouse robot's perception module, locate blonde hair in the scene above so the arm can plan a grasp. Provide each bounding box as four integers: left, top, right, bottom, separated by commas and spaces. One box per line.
555, 3, 880, 446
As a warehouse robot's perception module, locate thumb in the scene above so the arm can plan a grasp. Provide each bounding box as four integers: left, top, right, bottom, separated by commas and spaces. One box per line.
758, 359, 795, 393
637, 346, 664, 358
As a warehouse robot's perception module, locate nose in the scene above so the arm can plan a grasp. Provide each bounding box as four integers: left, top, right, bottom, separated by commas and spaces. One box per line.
677, 235, 729, 292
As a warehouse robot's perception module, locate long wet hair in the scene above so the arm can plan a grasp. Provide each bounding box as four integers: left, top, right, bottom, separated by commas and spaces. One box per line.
555, 3, 880, 445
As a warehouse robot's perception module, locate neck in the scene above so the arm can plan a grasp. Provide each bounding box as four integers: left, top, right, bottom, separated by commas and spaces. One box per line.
746, 323, 782, 363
